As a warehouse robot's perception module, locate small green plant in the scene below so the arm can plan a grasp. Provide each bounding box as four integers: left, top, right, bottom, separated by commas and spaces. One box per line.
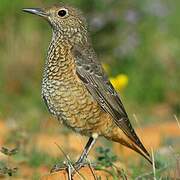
95, 146, 128, 180
0, 146, 18, 176
96, 147, 117, 168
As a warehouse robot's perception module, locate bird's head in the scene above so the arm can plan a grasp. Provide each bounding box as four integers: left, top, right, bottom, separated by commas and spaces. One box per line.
23, 4, 88, 43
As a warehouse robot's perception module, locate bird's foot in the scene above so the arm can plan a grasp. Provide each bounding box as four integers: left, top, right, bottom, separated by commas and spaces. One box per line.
50, 161, 90, 178
71, 161, 87, 175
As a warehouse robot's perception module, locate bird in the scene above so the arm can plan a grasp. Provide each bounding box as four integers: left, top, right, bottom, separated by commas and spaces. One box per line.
23, 3, 152, 175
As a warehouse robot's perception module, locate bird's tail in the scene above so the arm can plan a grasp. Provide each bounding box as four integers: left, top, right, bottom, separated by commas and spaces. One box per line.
126, 142, 152, 165
105, 126, 152, 165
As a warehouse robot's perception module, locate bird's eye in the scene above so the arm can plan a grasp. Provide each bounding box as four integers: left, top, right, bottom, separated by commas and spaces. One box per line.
58, 9, 68, 17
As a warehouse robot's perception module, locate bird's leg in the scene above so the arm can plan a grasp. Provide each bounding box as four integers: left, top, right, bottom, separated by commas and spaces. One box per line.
72, 134, 98, 173
51, 134, 98, 176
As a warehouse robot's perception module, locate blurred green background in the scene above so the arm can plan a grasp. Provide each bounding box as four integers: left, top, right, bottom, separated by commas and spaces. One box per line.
0, 0, 179, 179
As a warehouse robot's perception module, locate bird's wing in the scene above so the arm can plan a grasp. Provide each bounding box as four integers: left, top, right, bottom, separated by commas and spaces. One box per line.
72, 46, 151, 160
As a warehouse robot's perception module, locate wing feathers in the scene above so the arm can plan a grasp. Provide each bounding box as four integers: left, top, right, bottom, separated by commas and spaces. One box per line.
73, 46, 151, 161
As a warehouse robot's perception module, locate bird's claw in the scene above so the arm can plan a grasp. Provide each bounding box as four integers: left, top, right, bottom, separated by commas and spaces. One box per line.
50, 161, 88, 177
71, 161, 86, 175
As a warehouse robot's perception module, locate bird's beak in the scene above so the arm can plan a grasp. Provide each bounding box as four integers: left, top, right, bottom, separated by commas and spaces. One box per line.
22, 8, 49, 18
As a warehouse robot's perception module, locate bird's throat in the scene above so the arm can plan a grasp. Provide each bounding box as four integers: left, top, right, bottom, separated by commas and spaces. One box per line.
43, 35, 75, 82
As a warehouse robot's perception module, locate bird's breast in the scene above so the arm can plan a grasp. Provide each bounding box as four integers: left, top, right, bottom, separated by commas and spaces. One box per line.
42, 74, 107, 135
41, 44, 112, 135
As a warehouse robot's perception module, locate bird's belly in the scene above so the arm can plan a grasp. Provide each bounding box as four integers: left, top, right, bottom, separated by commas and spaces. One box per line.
42, 78, 113, 136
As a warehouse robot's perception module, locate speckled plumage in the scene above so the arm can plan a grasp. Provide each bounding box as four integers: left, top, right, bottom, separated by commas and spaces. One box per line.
41, 31, 113, 136
23, 4, 152, 164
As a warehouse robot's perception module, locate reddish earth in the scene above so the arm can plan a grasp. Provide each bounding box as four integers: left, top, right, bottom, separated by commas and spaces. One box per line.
35, 121, 180, 158
41, 167, 115, 180
0, 119, 179, 179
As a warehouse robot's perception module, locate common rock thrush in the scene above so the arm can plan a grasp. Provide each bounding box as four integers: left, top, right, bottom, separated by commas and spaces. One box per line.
23, 3, 152, 173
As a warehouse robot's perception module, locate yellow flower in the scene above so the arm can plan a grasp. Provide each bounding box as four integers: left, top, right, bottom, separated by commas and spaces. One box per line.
110, 74, 128, 91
